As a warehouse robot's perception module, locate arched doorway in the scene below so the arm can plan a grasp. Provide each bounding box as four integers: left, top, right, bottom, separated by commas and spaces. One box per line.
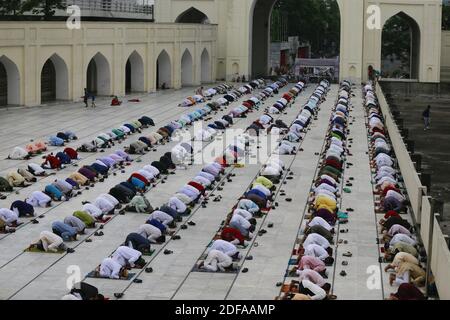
0, 61, 7, 106
156, 50, 172, 89
41, 54, 69, 103
175, 7, 210, 24
201, 49, 211, 83
0, 56, 20, 106
125, 51, 145, 93
381, 12, 421, 80
249, 0, 341, 78
86, 52, 111, 96
181, 49, 194, 86
217, 61, 226, 81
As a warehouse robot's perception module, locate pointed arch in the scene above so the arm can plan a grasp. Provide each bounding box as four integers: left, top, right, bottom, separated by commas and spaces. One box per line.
181, 49, 194, 86
0, 55, 20, 106
381, 11, 421, 79
126, 50, 145, 93
175, 7, 210, 24
41, 53, 69, 103
86, 52, 111, 96
201, 48, 211, 83
156, 49, 172, 89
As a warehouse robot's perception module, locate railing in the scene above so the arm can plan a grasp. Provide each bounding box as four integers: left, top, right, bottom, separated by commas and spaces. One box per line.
63, 0, 153, 18
376, 83, 450, 300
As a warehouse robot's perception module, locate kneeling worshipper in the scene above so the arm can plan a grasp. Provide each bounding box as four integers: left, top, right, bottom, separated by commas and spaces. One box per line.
0, 208, 21, 227
26, 191, 52, 207
28, 231, 74, 253
199, 249, 235, 272
126, 195, 154, 213
124, 233, 152, 254
8, 147, 31, 160
62, 282, 105, 300
96, 257, 129, 279
137, 223, 165, 244
51, 221, 78, 241
10, 200, 35, 217
209, 239, 241, 260
112, 246, 146, 268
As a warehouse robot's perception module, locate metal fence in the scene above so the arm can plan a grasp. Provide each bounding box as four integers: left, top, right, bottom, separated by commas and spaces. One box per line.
63, 0, 153, 18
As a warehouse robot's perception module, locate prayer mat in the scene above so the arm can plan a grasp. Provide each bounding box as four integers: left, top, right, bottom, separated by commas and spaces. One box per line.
191, 265, 240, 274
86, 271, 135, 280
24, 247, 65, 254
142, 249, 155, 256
200, 253, 241, 262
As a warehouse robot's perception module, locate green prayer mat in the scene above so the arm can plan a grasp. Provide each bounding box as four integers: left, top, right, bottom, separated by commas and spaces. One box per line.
142, 249, 155, 256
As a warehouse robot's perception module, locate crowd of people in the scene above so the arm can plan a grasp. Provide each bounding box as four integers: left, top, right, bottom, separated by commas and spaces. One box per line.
277, 80, 349, 300
364, 82, 429, 300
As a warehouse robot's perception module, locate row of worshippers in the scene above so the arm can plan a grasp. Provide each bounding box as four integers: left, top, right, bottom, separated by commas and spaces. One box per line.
196, 153, 285, 272
363, 83, 428, 300
266, 81, 305, 115
77, 116, 154, 153
243, 81, 303, 138
271, 81, 330, 155
195, 91, 270, 142
0, 147, 79, 191
25, 190, 133, 254
7, 115, 153, 162
279, 80, 353, 301
180, 83, 233, 107
7, 131, 78, 161
0, 149, 133, 234
125, 104, 225, 155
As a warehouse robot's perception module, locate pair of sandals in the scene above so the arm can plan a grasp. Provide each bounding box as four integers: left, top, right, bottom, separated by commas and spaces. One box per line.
94, 231, 104, 237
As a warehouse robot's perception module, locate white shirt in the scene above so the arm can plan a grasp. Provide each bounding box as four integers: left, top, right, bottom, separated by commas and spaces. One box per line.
39, 231, 63, 252
301, 280, 327, 300
0, 208, 18, 224
386, 190, 405, 202
28, 163, 45, 175
230, 214, 251, 230
304, 244, 329, 260
308, 217, 333, 231
112, 246, 141, 267
169, 196, 187, 213
303, 233, 330, 249
209, 240, 238, 257
100, 258, 122, 279
390, 234, 416, 247
27, 191, 51, 207
83, 203, 103, 218
137, 224, 161, 239
94, 197, 115, 214
143, 165, 160, 177
233, 209, 253, 220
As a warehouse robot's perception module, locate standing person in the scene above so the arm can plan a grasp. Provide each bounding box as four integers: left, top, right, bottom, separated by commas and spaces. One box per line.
83, 88, 89, 108
196, 86, 204, 96
422, 105, 431, 130
91, 94, 96, 108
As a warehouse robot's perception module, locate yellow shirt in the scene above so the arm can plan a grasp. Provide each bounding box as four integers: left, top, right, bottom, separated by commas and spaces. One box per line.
254, 176, 273, 189
314, 195, 337, 212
